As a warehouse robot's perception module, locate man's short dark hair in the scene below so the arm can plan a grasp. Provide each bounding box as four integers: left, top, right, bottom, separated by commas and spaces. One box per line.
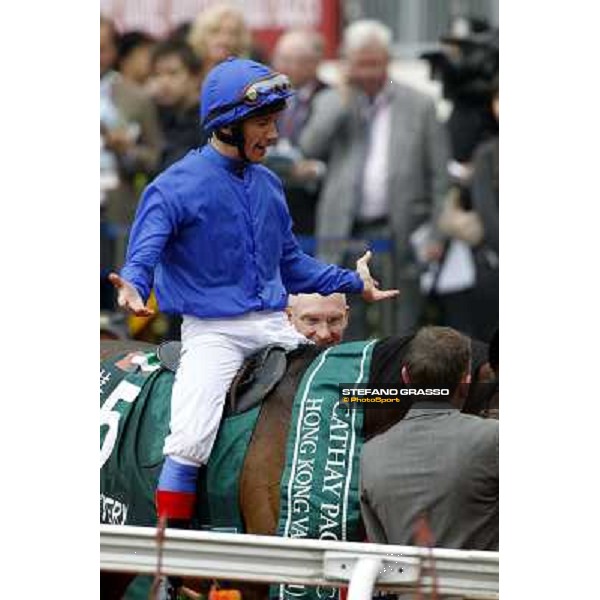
118, 30, 155, 64
151, 38, 202, 75
404, 326, 471, 394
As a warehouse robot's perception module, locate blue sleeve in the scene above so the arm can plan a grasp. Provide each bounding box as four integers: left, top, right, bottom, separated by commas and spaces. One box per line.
120, 186, 178, 302
279, 205, 364, 295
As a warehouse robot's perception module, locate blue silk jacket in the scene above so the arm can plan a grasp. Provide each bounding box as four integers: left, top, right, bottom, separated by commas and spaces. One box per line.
121, 144, 363, 317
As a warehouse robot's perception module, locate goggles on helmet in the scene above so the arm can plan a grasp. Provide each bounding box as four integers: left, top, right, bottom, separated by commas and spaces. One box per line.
241, 73, 291, 103
204, 73, 292, 125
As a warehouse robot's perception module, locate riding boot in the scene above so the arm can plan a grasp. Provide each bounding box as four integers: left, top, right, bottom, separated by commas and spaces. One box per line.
156, 457, 199, 599
156, 456, 199, 520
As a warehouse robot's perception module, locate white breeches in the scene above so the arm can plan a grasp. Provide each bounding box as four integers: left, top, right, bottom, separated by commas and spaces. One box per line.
163, 311, 309, 465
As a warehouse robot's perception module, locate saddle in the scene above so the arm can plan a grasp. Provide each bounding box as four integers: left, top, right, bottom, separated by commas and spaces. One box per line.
157, 341, 288, 417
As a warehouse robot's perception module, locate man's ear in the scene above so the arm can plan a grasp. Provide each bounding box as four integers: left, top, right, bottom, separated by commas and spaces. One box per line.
285, 307, 293, 322
401, 365, 411, 385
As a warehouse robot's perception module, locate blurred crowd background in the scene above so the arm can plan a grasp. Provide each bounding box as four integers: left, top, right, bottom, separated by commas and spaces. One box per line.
100, 0, 499, 345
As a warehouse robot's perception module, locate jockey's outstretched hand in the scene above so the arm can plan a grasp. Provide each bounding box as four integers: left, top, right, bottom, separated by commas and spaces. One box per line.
356, 251, 400, 303
108, 273, 155, 317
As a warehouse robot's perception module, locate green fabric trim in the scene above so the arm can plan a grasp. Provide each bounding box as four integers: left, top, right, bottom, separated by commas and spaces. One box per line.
273, 340, 377, 600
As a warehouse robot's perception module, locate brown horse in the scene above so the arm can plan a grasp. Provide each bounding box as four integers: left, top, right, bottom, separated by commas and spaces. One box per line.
100, 336, 495, 599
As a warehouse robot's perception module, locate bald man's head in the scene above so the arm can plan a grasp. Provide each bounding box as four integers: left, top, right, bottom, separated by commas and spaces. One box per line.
287, 293, 349, 347
272, 29, 324, 88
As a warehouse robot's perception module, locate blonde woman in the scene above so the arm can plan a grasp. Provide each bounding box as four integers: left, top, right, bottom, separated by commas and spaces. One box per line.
188, 3, 252, 78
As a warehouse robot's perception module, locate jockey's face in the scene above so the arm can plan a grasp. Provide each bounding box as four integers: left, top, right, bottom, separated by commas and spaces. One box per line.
241, 111, 281, 162
287, 294, 349, 347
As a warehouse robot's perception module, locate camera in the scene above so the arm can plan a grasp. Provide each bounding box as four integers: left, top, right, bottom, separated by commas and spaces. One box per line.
421, 17, 498, 104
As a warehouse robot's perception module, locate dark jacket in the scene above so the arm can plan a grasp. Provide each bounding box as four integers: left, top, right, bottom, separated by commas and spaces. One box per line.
156, 102, 207, 173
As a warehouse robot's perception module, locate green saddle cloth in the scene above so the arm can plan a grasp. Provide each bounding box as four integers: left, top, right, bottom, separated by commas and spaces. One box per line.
100, 350, 263, 531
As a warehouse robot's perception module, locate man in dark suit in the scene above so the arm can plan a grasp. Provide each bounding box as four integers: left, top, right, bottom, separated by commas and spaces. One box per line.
265, 29, 329, 235
360, 326, 498, 550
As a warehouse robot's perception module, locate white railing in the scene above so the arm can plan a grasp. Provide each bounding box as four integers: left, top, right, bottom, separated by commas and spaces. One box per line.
100, 525, 499, 599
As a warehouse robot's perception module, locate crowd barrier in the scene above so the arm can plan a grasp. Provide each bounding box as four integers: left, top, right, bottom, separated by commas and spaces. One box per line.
100, 525, 499, 600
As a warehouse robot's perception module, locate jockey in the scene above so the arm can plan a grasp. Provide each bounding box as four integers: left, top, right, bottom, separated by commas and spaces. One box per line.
109, 56, 399, 526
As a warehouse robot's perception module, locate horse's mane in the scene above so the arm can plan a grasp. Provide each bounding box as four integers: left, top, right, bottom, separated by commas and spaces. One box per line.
369, 334, 491, 384
368, 335, 413, 386
363, 334, 493, 438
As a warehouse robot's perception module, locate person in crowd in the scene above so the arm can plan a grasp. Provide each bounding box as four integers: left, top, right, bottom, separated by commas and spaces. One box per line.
432, 77, 498, 341
299, 20, 450, 339
148, 38, 206, 172
286, 293, 349, 347
469, 82, 499, 341
109, 59, 399, 600
264, 29, 329, 236
187, 3, 252, 80
436, 17, 498, 164
100, 15, 163, 274
360, 326, 498, 550
421, 19, 498, 339
117, 30, 156, 87
170, 21, 193, 44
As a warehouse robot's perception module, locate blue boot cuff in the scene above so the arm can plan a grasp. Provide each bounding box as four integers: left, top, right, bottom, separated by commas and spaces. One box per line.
158, 456, 199, 493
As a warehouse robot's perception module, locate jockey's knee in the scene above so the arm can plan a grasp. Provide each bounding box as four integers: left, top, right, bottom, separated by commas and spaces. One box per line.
164, 428, 219, 466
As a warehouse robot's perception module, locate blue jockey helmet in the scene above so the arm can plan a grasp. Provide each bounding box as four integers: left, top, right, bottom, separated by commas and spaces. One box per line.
200, 56, 294, 135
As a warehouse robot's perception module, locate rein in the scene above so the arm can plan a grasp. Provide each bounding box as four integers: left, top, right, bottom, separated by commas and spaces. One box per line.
414, 514, 440, 600
149, 516, 167, 600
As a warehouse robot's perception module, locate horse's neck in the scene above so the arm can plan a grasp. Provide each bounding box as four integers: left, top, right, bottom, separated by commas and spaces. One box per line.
269, 336, 413, 441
